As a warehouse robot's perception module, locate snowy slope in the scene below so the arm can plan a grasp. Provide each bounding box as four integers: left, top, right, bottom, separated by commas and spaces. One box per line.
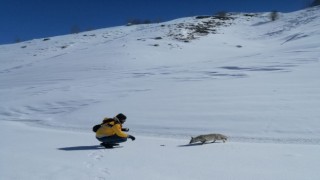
1, 7, 319, 141
1, 6, 320, 180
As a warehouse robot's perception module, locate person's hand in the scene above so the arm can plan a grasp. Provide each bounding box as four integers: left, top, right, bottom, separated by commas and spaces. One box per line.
122, 128, 129, 132
128, 135, 135, 141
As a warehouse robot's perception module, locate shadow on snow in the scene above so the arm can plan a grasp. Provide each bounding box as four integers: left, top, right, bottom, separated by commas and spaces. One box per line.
58, 145, 104, 151
178, 142, 222, 147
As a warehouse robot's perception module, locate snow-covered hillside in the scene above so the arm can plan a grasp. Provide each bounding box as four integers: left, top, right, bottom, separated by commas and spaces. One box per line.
1, 6, 320, 180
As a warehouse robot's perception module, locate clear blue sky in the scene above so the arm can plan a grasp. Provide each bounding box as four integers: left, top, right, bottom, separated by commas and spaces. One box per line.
0, 0, 313, 44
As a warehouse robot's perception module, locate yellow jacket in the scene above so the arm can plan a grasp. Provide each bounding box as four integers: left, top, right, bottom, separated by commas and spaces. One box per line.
96, 121, 128, 138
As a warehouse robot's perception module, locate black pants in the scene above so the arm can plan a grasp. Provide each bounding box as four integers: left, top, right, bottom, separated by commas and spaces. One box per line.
96, 135, 127, 144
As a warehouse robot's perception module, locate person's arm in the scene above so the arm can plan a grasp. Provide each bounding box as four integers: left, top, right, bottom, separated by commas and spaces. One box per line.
112, 124, 128, 138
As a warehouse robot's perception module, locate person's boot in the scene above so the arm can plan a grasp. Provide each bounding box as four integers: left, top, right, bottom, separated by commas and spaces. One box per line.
100, 143, 114, 148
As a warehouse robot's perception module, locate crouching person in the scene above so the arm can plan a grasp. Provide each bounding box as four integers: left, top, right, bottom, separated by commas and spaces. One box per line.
95, 113, 135, 148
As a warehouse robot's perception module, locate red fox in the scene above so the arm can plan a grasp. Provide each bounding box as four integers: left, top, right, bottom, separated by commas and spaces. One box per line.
189, 133, 228, 144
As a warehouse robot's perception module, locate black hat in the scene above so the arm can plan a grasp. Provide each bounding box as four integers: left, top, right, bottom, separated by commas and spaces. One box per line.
115, 113, 126, 123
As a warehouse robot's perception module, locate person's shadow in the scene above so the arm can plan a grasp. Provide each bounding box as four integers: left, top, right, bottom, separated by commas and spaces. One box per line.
58, 145, 104, 151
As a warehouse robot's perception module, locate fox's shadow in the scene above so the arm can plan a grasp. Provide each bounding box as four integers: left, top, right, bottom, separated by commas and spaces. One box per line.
178, 143, 203, 147
58, 145, 104, 151
178, 142, 221, 147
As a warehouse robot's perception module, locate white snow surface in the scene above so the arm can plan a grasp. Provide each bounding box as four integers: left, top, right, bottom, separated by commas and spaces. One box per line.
1, 7, 320, 179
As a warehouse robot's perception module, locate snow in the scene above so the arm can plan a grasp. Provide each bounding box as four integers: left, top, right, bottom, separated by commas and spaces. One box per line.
1, 6, 320, 180
2, 120, 320, 180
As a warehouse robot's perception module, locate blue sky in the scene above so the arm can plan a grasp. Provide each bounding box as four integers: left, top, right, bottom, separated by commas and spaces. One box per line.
0, 0, 313, 44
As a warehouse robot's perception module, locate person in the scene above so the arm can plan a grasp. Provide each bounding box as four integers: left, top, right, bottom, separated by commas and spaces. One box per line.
95, 113, 135, 148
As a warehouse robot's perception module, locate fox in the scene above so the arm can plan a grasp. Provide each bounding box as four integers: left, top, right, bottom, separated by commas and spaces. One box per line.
189, 133, 228, 144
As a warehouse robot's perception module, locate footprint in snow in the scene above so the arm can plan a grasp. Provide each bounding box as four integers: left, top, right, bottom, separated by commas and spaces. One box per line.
83, 161, 94, 168
99, 168, 110, 175
95, 177, 106, 180
88, 150, 104, 160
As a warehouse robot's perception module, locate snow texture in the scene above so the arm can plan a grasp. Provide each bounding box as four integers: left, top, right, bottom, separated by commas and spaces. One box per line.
1, 6, 320, 180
